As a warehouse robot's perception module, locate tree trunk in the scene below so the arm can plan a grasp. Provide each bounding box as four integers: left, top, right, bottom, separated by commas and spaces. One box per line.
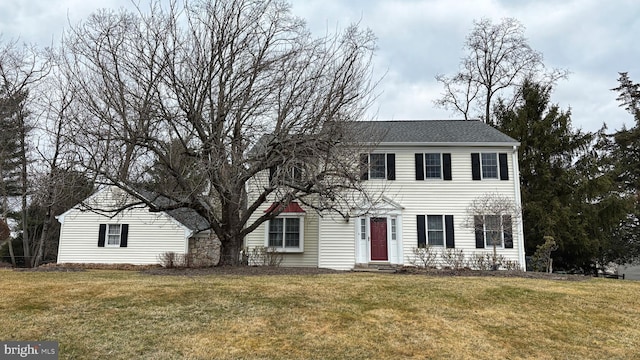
19, 112, 31, 267
7, 238, 16, 267
32, 210, 53, 267
218, 234, 245, 266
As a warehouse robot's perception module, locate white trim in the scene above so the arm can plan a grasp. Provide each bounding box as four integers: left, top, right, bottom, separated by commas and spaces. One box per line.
512, 146, 526, 270
264, 213, 305, 253
105, 224, 122, 247
423, 152, 444, 180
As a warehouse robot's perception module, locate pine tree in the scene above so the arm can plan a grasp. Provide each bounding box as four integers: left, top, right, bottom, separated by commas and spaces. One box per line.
495, 79, 624, 271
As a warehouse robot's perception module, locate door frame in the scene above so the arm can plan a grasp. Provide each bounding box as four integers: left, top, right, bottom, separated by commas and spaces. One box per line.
356, 213, 403, 264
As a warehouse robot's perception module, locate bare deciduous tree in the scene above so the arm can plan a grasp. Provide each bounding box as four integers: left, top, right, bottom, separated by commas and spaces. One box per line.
464, 192, 521, 270
61, 0, 379, 265
435, 18, 567, 125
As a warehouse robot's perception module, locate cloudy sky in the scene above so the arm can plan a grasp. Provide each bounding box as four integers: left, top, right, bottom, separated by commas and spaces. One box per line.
1, 0, 638, 132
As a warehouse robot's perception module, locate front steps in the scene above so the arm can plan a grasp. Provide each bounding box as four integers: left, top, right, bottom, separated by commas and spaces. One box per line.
352, 263, 398, 273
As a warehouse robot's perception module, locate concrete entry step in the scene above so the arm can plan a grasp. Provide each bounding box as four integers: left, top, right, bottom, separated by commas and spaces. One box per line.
353, 263, 398, 273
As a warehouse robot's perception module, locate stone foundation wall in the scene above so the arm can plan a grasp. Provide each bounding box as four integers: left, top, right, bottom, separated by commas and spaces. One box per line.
188, 235, 221, 267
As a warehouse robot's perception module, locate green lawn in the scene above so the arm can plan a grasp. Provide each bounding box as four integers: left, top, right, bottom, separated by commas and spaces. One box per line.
1, 269, 639, 359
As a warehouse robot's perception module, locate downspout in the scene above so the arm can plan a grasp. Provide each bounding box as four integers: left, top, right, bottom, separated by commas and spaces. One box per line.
512, 145, 526, 270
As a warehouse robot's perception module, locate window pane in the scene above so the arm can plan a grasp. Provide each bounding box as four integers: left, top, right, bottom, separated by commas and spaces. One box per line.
425, 153, 441, 178
360, 219, 366, 240
427, 215, 444, 246
391, 218, 397, 241
268, 219, 283, 247
285, 218, 300, 248
481, 153, 498, 179
369, 154, 386, 179
485, 215, 502, 246
107, 224, 120, 246
108, 224, 120, 234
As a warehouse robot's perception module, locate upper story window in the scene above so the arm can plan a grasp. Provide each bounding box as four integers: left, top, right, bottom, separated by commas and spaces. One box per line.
425, 154, 442, 179
370, 154, 386, 179
481, 153, 498, 179
269, 164, 303, 185
471, 153, 509, 181
360, 153, 395, 180
415, 153, 452, 180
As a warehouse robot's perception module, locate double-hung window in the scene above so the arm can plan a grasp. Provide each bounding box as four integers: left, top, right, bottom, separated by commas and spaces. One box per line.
98, 223, 129, 248
425, 154, 442, 179
471, 153, 509, 180
481, 153, 498, 179
417, 215, 455, 248
107, 224, 122, 247
474, 215, 514, 249
369, 154, 386, 179
415, 153, 451, 180
484, 215, 502, 246
360, 153, 396, 180
426, 215, 444, 246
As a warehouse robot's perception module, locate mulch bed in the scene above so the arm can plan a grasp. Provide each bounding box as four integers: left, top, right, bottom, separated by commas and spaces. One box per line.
12, 263, 591, 281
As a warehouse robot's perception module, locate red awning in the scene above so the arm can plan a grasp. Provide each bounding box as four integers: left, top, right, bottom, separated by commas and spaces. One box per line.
264, 202, 305, 214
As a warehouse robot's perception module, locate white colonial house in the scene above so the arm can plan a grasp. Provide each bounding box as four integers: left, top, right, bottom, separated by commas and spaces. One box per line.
57, 186, 217, 266
244, 120, 525, 270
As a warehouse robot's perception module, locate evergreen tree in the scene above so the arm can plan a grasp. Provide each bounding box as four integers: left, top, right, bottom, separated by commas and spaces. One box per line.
495, 79, 623, 271
0, 89, 25, 200
607, 72, 640, 264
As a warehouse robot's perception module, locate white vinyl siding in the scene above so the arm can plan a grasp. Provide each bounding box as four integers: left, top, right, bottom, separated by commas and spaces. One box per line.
374, 145, 522, 268
57, 187, 190, 265
245, 144, 523, 270
243, 180, 319, 267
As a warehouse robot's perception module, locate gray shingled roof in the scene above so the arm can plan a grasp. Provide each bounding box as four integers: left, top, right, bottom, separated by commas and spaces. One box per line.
137, 189, 210, 232
351, 120, 518, 144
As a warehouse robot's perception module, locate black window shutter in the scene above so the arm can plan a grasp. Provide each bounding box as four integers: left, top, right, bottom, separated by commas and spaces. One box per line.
502, 215, 513, 248
445, 215, 455, 248
417, 215, 426, 247
443, 153, 452, 180
386, 153, 396, 180
359, 153, 369, 180
499, 153, 509, 180
269, 166, 276, 183
471, 153, 481, 180
415, 153, 424, 180
474, 215, 484, 248
120, 224, 129, 248
98, 224, 106, 247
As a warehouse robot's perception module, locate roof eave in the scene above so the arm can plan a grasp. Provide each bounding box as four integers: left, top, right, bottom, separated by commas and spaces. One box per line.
374, 141, 521, 148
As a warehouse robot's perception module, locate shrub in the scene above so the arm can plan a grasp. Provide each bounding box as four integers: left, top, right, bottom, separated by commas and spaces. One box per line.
408, 246, 437, 268
532, 236, 558, 272
441, 249, 466, 270
247, 246, 283, 267
468, 252, 492, 271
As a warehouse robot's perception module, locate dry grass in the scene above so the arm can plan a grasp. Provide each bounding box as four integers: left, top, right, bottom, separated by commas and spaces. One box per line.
1, 269, 639, 359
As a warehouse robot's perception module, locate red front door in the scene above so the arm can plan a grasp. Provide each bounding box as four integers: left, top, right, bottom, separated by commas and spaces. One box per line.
370, 217, 388, 261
